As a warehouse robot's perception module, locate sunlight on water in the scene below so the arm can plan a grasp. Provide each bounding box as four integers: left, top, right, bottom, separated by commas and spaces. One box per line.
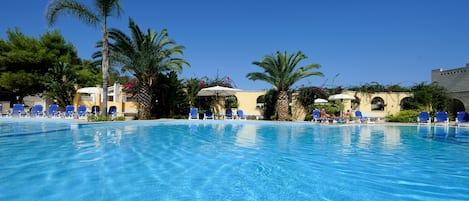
1, 120, 469, 200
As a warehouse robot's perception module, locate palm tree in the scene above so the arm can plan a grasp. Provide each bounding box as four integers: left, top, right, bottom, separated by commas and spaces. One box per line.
247, 51, 323, 121
105, 18, 189, 119
46, 0, 122, 116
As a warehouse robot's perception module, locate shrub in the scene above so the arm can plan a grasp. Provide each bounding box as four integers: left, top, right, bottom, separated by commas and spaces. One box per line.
387, 110, 420, 123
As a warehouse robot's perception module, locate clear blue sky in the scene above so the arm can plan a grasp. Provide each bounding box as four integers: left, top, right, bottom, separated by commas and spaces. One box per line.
2, 0, 469, 90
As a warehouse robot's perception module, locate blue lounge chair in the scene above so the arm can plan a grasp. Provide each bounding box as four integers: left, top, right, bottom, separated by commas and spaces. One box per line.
236, 109, 246, 120
188, 107, 199, 120
456, 111, 469, 127
12, 104, 25, 117
48, 104, 59, 117
312, 109, 320, 122
77, 105, 87, 119
91, 105, 100, 115
434, 111, 449, 126
417, 111, 431, 124
355, 110, 364, 123
203, 110, 214, 120
30, 105, 44, 117
109, 106, 117, 117
0, 104, 3, 118
225, 108, 233, 120
64, 105, 75, 118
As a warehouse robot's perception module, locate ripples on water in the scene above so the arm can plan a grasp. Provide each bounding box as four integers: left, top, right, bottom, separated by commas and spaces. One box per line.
1, 120, 469, 200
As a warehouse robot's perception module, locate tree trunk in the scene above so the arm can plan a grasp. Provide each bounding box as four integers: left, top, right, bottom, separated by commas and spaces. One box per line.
276, 90, 289, 121
101, 24, 109, 116
137, 82, 152, 120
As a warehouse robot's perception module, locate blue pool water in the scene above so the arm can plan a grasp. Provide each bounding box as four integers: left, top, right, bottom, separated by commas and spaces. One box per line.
1, 119, 469, 200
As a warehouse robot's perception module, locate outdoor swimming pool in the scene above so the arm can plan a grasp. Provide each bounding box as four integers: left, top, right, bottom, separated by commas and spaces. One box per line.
1, 119, 469, 200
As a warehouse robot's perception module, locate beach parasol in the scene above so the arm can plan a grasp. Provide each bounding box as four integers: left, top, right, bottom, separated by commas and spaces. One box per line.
328, 94, 355, 101
197, 86, 241, 116
328, 94, 355, 117
197, 86, 241, 97
314, 98, 328, 104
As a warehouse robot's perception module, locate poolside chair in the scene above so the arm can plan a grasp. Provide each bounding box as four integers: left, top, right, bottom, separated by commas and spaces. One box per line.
456, 111, 469, 127
48, 104, 59, 118
30, 105, 44, 117
236, 109, 246, 120
434, 111, 449, 126
91, 105, 100, 115
417, 111, 431, 125
77, 105, 87, 119
0, 104, 3, 118
355, 110, 364, 123
188, 107, 199, 120
311, 109, 320, 122
109, 106, 117, 117
203, 110, 214, 120
225, 108, 233, 120
64, 105, 75, 119
12, 104, 25, 117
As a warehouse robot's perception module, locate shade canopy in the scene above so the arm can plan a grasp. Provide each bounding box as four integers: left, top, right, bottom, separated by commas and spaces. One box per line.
77, 87, 102, 94
314, 98, 328, 104
197, 86, 241, 97
328, 94, 355, 101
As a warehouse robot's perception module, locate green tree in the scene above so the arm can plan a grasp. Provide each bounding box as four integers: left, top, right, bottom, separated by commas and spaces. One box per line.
44, 62, 77, 108
0, 71, 43, 103
247, 51, 323, 121
104, 18, 189, 119
47, 0, 122, 115
0, 29, 79, 102
410, 82, 449, 113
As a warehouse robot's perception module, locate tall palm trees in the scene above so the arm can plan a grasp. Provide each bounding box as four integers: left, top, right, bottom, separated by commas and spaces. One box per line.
46, 0, 122, 116
106, 18, 189, 119
247, 51, 323, 121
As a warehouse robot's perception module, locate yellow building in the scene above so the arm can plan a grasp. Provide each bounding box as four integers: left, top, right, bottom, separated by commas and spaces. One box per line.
291, 90, 412, 121
74, 83, 138, 117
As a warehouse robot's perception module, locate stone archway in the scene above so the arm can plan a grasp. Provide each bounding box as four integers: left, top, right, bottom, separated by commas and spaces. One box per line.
371, 97, 385, 111
400, 97, 414, 111
448, 98, 465, 117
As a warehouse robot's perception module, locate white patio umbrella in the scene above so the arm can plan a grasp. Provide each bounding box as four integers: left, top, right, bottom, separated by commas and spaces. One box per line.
77, 87, 102, 94
314, 98, 328, 104
197, 86, 241, 97
328, 94, 355, 117
328, 94, 355, 101
197, 86, 241, 117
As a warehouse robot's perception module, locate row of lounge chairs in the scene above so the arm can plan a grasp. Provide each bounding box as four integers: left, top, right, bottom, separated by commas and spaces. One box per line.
188, 108, 246, 120
311, 109, 374, 124
0, 103, 118, 119
418, 111, 469, 126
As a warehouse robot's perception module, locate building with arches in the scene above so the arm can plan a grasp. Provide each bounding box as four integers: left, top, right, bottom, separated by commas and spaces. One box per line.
290, 91, 412, 121
431, 64, 469, 114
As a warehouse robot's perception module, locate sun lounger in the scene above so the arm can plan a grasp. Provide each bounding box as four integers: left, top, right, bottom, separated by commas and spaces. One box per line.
203, 110, 214, 120
109, 106, 117, 117
48, 104, 59, 118
11, 104, 25, 117
91, 105, 100, 115
30, 105, 44, 117
64, 105, 75, 119
225, 108, 233, 120
236, 109, 246, 120
188, 107, 199, 120
434, 111, 449, 126
77, 105, 87, 119
417, 111, 431, 125
311, 109, 320, 122
456, 111, 469, 127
